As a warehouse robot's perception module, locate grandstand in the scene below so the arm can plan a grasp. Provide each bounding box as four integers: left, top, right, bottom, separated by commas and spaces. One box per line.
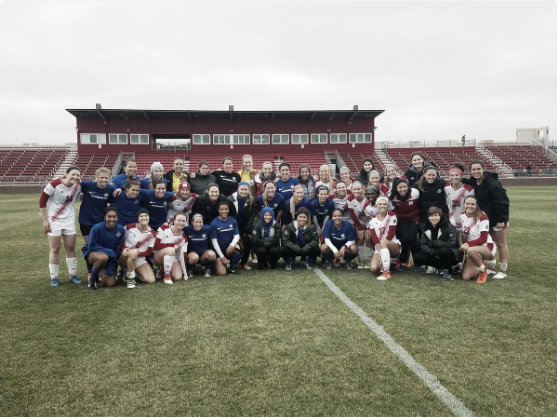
0, 147, 69, 183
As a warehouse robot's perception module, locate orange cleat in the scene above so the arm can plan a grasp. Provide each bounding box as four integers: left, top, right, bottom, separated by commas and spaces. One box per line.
476, 270, 488, 284
377, 271, 392, 281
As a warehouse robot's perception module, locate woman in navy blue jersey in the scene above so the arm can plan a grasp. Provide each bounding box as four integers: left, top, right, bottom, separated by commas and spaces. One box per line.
79, 167, 116, 243
184, 213, 217, 278
111, 159, 141, 189
256, 180, 285, 221
210, 201, 243, 275
139, 180, 174, 229
309, 185, 335, 240
321, 208, 358, 270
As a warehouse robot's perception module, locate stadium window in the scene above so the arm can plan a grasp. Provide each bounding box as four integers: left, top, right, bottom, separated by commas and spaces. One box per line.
349, 133, 372, 144
80, 133, 106, 145
130, 134, 149, 145
233, 134, 250, 145
330, 133, 347, 144
253, 134, 270, 145
311, 133, 328, 144
193, 134, 210, 145
272, 134, 289, 145
214, 134, 232, 145
291, 134, 309, 145
109, 134, 128, 144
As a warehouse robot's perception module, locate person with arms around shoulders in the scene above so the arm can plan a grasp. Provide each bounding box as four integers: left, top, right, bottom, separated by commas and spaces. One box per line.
227, 182, 257, 270
164, 158, 189, 192
111, 159, 141, 189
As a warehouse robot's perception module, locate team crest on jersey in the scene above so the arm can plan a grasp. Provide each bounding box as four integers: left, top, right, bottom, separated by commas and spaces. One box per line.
202, 234, 206, 238
134, 200, 139, 204
290, 184, 294, 189
341, 234, 345, 239
104, 193, 109, 198
409, 201, 414, 205
116, 232, 122, 237
437, 189, 442, 193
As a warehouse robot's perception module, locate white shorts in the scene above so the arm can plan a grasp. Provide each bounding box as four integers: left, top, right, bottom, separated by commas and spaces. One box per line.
136, 256, 149, 268
47, 217, 77, 237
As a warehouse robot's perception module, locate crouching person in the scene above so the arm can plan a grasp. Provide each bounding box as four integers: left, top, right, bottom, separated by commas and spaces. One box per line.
413, 206, 462, 281
281, 208, 320, 270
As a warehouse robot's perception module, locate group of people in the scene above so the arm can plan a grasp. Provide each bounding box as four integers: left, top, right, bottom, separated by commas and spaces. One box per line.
39, 151, 510, 289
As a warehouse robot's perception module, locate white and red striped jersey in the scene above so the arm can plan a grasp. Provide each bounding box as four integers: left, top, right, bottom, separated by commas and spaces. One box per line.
445, 183, 474, 231
315, 179, 337, 193
347, 195, 370, 230
39, 178, 81, 222
166, 193, 198, 224
460, 212, 493, 247
364, 204, 379, 220
389, 188, 420, 222
380, 183, 391, 197
368, 212, 401, 246
154, 224, 188, 251
329, 190, 353, 223
123, 223, 156, 257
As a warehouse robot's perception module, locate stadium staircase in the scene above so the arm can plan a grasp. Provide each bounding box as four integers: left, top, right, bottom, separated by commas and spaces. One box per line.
474, 145, 513, 177
54, 150, 78, 178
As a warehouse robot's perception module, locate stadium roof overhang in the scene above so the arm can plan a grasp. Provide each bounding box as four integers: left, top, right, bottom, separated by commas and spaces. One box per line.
66, 106, 384, 125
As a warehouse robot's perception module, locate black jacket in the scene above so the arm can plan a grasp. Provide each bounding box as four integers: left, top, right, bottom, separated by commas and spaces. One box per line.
281, 221, 320, 254
163, 169, 190, 192
404, 161, 436, 187
419, 214, 460, 260
252, 219, 281, 249
191, 193, 228, 225
226, 192, 257, 236
465, 172, 510, 227
212, 170, 241, 197
189, 170, 217, 195
412, 175, 448, 223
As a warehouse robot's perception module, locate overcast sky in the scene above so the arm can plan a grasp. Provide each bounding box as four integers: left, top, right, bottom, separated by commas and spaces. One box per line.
0, 1, 555, 147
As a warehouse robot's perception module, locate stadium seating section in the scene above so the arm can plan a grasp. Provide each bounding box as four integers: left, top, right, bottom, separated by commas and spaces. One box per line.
483, 144, 554, 174
0, 147, 69, 182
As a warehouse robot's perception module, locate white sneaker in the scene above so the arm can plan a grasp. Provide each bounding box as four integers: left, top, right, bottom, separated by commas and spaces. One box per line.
204, 269, 212, 278
358, 261, 366, 269
187, 270, 194, 279
492, 271, 506, 279
426, 266, 437, 274
126, 279, 136, 289
251, 257, 258, 264
164, 277, 173, 285
486, 268, 496, 275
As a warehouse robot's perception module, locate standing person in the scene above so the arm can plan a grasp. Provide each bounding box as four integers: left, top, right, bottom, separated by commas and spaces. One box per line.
413, 207, 461, 281
212, 157, 241, 197
347, 182, 373, 269
184, 213, 217, 278
282, 184, 310, 229
140, 162, 168, 190
140, 180, 175, 229
83, 206, 126, 290
390, 178, 421, 272
152, 212, 188, 284
381, 164, 401, 196
164, 158, 189, 192
315, 164, 336, 193
413, 165, 449, 228
297, 164, 317, 201
404, 151, 430, 187
191, 183, 228, 225
252, 207, 282, 270
79, 167, 116, 243
166, 182, 198, 224
227, 182, 257, 270
237, 154, 259, 198
111, 159, 141, 189
339, 167, 355, 190
189, 161, 217, 195
321, 208, 358, 270
255, 161, 277, 196
368, 196, 401, 281
256, 180, 285, 221
275, 162, 300, 200
329, 180, 352, 224
309, 185, 335, 241
210, 201, 243, 275
118, 208, 156, 288
468, 161, 510, 279
368, 170, 382, 189
355, 158, 376, 185
39, 166, 82, 287
459, 196, 497, 284
281, 207, 320, 270
109, 178, 144, 226
444, 163, 474, 239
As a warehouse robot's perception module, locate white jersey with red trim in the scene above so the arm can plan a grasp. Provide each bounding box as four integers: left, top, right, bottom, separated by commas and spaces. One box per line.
368, 212, 401, 245
315, 179, 336, 193
154, 224, 187, 251
166, 193, 198, 224
124, 223, 156, 256
40, 178, 81, 222
329, 190, 353, 223
347, 195, 370, 229
460, 212, 494, 246
445, 183, 474, 230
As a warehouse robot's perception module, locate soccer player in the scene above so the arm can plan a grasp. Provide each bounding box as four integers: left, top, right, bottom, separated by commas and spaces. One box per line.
315, 164, 336, 193
184, 213, 217, 278
166, 182, 197, 224
237, 154, 259, 198
256, 180, 284, 221
140, 162, 168, 190
164, 158, 189, 192
139, 180, 174, 229
297, 164, 317, 201
281, 207, 320, 270
444, 163, 474, 237
83, 206, 126, 289
275, 162, 300, 200
210, 201, 243, 275
109, 179, 144, 226
252, 207, 282, 270
227, 182, 257, 270
255, 161, 277, 196
111, 159, 141, 189
39, 166, 82, 287
368, 197, 401, 281
212, 157, 241, 197
282, 184, 310, 228
321, 208, 358, 270
309, 185, 335, 240
347, 181, 373, 269
153, 212, 188, 284
79, 167, 116, 243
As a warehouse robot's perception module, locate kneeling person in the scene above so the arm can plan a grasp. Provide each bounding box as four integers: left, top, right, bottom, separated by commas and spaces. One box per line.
281, 208, 320, 270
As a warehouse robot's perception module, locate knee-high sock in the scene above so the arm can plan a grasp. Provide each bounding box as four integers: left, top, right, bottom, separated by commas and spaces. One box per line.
231, 251, 243, 267
178, 246, 187, 276
357, 246, 365, 263
205, 259, 216, 272
66, 257, 77, 277
163, 255, 174, 277
380, 248, 391, 272
49, 264, 59, 280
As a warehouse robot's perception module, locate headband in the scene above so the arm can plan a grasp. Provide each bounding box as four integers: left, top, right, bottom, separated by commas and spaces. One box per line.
238, 182, 249, 188
449, 168, 463, 175
365, 185, 380, 194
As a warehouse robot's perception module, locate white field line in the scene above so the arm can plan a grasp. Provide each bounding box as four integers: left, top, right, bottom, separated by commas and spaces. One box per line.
313, 268, 475, 417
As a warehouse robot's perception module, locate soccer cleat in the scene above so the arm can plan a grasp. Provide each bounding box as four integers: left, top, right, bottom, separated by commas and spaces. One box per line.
397, 263, 407, 272
345, 261, 353, 270
88, 277, 97, 290
242, 264, 252, 270
440, 269, 454, 281
377, 271, 392, 281
187, 269, 193, 279
334, 258, 341, 267
50, 278, 59, 287
413, 265, 422, 272
452, 263, 463, 274
156, 267, 163, 279
227, 264, 237, 274
356, 261, 364, 269
492, 271, 507, 279
164, 276, 173, 285
204, 268, 212, 278
426, 266, 437, 274
126, 279, 136, 289
476, 270, 488, 284
285, 259, 292, 271
305, 258, 314, 270
326, 260, 333, 270
116, 269, 126, 282
68, 276, 81, 284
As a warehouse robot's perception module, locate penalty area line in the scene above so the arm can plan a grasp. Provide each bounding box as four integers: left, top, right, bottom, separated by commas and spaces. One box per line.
313, 268, 475, 417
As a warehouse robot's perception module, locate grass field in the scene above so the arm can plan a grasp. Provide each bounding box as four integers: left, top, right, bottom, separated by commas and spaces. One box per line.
1, 187, 556, 416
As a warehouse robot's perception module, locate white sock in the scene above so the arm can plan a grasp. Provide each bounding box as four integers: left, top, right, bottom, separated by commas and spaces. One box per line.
486, 259, 496, 270
366, 246, 374, 263
179, 245, 188, 276
357, 246, 365, 263
477, 265, 486, 274
163, 255, 174, 277
49, 264, 59, 280
380, 248, 390, 272
126, 271, 136, 279
499, 263, 508, 273
66, 257, 77, 277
